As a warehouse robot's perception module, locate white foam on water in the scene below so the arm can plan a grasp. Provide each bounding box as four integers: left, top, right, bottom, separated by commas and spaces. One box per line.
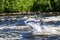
25, 17, 60, 35
42, 16, 60, 22
27, 22, 42, 33
41, 25, 56, 34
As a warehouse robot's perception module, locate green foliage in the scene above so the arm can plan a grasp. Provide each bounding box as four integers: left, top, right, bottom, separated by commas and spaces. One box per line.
50, 0, 60, 11
5, 0, 21, 12
22, 0, 34, 12
0, 0, 5, 13
31, 0, 60, 12
5, 0, 34, 12
31, 0, 52, 12
0, 0, 60, 13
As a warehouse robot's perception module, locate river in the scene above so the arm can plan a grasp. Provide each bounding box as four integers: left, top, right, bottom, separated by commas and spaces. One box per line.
0, 15, 60, 40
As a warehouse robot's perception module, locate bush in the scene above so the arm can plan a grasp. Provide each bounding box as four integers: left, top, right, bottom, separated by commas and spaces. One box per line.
5, 0, 34, 12
22, 0, 34, 12
5, 0, 21, 12
0, 0, 5, 13
50, 0, 60, 11
31, 0, 52, 12
0, 0, 60, 13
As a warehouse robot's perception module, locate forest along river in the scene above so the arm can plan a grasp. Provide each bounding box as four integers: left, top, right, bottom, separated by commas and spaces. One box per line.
0, 15, 60, 40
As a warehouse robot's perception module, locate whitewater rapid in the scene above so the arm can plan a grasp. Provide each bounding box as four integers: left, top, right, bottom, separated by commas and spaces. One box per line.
25, 18, 60, 35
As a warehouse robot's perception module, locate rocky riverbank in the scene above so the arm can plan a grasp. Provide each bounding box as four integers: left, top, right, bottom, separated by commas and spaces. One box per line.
0, 12, 60, 16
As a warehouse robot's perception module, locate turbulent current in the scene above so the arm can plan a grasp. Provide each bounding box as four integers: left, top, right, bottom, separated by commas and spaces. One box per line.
0, 15, 60, 40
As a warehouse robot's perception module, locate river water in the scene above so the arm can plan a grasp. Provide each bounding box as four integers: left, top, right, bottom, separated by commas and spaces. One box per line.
0, 15, 60, 40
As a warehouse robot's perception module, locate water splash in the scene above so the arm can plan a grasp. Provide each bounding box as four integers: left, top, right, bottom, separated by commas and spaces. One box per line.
24, 18, 59, 35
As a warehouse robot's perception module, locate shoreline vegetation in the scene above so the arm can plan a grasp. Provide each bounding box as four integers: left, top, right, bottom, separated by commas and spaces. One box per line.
0, 0, 60, 13
0, 0, 60, 16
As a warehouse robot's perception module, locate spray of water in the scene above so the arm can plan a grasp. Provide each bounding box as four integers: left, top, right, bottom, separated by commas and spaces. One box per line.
25, 18, 58, 35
